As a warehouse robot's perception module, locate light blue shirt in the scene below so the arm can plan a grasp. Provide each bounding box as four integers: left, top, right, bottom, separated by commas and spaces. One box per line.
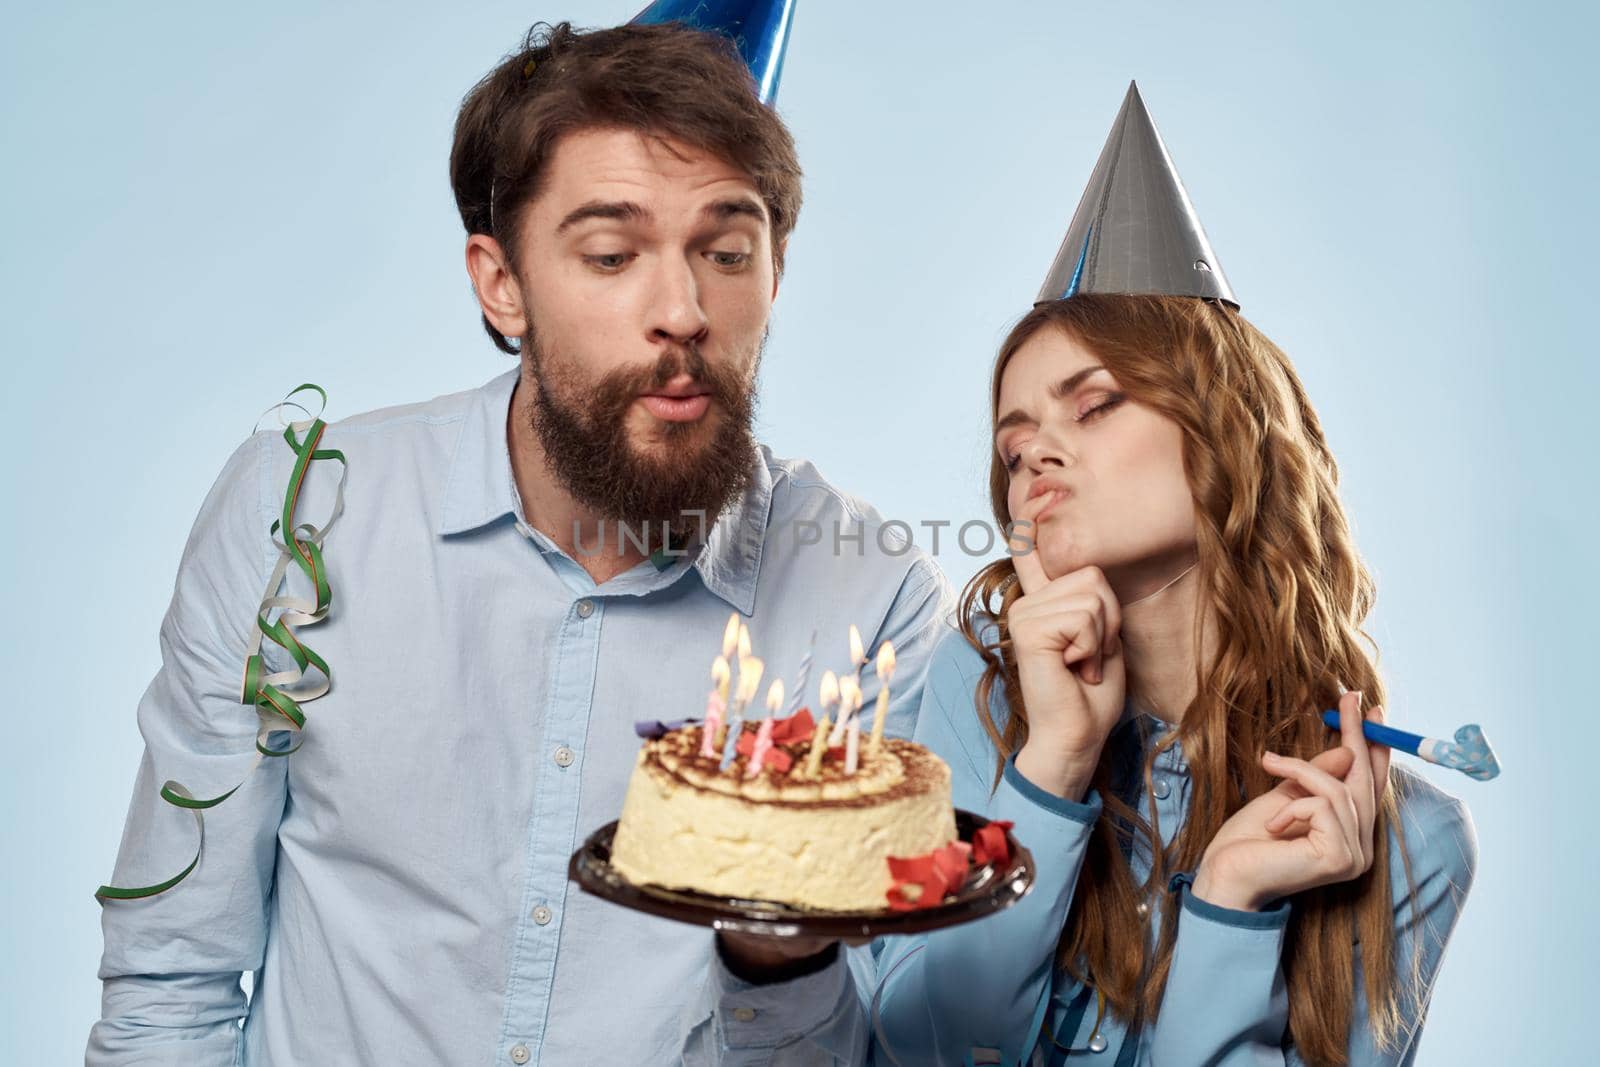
89, 367, 952, 1066
870, 625, 1478, 1066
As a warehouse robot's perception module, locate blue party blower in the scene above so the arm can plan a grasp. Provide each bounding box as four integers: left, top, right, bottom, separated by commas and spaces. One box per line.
1320, 710, 1500, 781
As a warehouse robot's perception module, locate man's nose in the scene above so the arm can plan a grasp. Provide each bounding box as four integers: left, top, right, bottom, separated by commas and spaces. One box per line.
646, 255, 709, 346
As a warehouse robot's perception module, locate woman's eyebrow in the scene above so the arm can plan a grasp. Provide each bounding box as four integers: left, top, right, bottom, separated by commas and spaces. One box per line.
994, 365, 1108, 434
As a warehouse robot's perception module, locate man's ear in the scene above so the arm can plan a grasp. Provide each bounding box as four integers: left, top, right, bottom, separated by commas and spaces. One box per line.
465, 234, 528, 339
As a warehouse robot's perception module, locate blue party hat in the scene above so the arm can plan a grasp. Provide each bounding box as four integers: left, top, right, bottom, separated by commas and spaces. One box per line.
630, 0, 796, 105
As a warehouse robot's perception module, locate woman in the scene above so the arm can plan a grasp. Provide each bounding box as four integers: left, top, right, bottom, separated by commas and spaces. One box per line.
868, 293, 1477, 1066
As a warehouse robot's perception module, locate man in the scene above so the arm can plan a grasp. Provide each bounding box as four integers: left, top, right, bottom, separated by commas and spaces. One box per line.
88, 14, 950, 1066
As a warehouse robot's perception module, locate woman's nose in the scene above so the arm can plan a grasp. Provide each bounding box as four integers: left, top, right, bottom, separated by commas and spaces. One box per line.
1022, 427, 1076, 470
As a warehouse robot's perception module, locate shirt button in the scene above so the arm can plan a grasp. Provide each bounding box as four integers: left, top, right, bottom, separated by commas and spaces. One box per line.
1152, 777, 1172, 800
532, 904, 553, 926
553, 745, 575, 768
575, 598, 594, 618
731, 1007, 757, 1023
509, 1044, 531, 1064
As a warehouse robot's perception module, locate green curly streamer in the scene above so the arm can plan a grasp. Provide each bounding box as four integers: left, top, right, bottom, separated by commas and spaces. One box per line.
96, 385, 346, 902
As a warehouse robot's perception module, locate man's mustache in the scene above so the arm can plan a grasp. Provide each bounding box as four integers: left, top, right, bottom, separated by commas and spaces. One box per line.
608, 345, 745, 408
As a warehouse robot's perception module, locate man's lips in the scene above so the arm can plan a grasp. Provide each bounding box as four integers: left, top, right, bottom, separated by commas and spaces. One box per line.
644, 374, 710, 399
638, 393, 711, 422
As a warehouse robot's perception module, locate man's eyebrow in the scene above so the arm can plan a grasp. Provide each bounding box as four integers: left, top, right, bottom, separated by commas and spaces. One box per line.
555, 200, 651, 234
701, 196, 767, 225
993, 365, 1108, 436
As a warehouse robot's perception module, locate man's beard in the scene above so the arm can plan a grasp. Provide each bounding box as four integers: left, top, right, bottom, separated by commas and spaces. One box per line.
523, 324, 761, 542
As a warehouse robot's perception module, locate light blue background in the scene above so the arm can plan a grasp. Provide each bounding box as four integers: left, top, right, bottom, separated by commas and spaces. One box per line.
4, 1, 1592, 1061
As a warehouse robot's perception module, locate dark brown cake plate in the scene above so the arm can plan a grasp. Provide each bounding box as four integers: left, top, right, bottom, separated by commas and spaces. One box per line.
567, 809, 1035, 938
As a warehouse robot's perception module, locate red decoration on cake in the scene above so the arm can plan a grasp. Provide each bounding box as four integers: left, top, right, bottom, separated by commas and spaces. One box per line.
733, 708, 815, 775
885, 853, 950, 911
885, 822, 1014, 910
887, 840, 973, 911
971, 820, 1014, 867
931, 840, 972, 886
769, 708, 815, 745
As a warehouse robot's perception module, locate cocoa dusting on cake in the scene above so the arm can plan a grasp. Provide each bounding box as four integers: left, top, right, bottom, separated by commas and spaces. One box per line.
641, 725, 946, 810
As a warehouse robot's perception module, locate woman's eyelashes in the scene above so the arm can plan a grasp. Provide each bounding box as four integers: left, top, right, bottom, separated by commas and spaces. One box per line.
1076, 392, 1124, 421
999, 393, 1126, 473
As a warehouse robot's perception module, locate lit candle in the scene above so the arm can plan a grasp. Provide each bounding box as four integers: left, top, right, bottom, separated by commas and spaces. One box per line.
828, 674, 861, 747
805, 670, 840, 778
848, 625, 866, 687
737, 624, 752, 661
869, 640, 897, 757
720, 656, 763, 772
721, 613, 741, 660
845, 716, 860, 775
746, 680, 785, 778
701, 656, 730, 757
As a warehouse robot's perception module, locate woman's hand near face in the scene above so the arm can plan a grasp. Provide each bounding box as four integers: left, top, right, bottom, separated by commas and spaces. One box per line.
1192, 692, 1392, 911
1007, 492, 1127, 802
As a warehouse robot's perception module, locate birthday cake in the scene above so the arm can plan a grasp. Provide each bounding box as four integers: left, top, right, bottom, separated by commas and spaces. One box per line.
609, 717, 959, 912
608, 617, 964, 912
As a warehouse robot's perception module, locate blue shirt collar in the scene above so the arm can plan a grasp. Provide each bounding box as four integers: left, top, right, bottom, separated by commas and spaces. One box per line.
436, 366, 770, 616
437, 368, 522, 538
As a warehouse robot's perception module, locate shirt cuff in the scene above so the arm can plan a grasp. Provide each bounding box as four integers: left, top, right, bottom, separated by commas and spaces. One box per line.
706, 938, 857, 1053
1168, 871, 1292, 930
1001, 756, 1102, 824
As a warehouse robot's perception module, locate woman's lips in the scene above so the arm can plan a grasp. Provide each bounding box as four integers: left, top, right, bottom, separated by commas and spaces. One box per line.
638, 393, 711, 422
1033, 488, 1069, 520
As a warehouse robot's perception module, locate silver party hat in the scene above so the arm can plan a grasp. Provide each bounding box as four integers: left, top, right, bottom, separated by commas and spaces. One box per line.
1037, 82, 1237, 308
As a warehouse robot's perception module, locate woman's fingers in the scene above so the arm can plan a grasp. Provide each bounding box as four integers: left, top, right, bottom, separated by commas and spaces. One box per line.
1260, 796, 1365, 878
1052, 594, 1107, 683
1045, 566, 1122, 660
1016, 597, 1106, 682
1310, 745, 1356, 778
1010, 574, 1123, 688
1265, 795, 1322, 835
1338, 692, 1372, 785
1006, 488, 1123, 690
1336, 691, 1377, 865
1367, 703, 1391, 791
1060, 607, 1106, 685
1261, 751, 1362, 866
1008, 496, 1052, 596
1272, 747, 1355, 802
1012, 565, 1123, 653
